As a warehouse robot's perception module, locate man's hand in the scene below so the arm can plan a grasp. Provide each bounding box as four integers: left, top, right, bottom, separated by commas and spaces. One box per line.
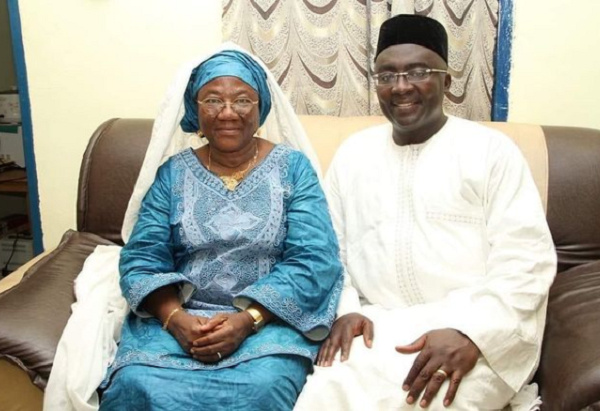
395, 328, 480, 408
189, 312, 254, 363
316, 313, 374, 367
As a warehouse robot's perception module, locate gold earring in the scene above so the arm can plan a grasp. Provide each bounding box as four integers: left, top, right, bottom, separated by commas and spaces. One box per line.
196, 130, 205, 139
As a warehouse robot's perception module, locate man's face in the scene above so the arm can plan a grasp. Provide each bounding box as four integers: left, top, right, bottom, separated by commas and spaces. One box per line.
374, 44, 450, 142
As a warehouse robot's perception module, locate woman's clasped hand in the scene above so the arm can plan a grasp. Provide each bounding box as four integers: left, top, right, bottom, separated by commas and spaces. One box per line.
188, 312, 254, 362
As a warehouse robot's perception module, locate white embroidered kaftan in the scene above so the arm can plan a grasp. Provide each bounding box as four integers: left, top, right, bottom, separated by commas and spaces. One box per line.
295, 116, 556, 410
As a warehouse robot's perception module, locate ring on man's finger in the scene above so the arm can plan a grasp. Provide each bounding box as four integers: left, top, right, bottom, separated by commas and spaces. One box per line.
217, 352, 222, 360
434, 369, 448, 379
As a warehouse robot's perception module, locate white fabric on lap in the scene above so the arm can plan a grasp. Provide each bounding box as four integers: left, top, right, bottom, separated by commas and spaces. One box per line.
296, 303, 538, 411
44, 246, 126, 411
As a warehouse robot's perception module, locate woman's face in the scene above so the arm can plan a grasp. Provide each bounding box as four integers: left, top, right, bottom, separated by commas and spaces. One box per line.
196, 76, 260, 153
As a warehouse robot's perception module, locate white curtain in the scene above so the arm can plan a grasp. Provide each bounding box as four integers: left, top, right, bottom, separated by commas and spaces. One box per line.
223, 0, 499, 120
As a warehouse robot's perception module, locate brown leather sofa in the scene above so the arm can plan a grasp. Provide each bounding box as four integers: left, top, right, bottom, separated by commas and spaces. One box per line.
1, 117, 599, 411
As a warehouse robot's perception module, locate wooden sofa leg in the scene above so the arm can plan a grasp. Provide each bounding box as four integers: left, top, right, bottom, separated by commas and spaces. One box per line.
0, 358, 43, 411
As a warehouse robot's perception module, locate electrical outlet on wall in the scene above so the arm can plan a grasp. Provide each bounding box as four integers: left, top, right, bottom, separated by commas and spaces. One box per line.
0, 93, 21, 123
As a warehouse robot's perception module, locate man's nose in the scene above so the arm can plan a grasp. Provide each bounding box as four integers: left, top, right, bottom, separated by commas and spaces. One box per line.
391, 74, 413, 92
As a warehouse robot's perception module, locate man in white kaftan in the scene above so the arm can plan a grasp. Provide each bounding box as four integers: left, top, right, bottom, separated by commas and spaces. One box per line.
295, 14, 556, 411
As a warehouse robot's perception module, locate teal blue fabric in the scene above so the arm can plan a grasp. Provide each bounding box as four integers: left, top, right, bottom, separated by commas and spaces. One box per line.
101, 145, 342, 408
180, 50, 272, 132
100, 355, 311, 411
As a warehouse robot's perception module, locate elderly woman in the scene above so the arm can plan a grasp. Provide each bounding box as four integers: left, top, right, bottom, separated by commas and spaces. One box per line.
95, 47, 343, 410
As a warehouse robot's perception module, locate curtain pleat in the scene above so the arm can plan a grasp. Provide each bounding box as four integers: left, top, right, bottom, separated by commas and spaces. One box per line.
223, 0, 498, 120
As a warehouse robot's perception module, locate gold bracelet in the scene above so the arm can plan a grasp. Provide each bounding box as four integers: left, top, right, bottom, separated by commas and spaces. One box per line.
162, 307, 182, 330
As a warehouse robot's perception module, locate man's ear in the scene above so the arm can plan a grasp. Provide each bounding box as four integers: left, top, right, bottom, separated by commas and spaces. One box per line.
444, 73, 451, 91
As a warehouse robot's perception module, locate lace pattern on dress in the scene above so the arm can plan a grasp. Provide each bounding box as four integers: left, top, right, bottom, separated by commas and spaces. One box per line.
127, 273, 188, 312
105, 146, 333, 382
108, 341, 313, 374
243, 274, 343, 333
169, 146, 290, 309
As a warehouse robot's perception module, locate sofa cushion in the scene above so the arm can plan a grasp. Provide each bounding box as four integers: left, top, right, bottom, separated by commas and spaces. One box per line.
535, 260, 600, 410
0, 230, 116, 389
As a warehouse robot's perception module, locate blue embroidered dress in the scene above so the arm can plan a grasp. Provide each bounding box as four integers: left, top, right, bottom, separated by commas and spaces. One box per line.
101, 145, 342, 410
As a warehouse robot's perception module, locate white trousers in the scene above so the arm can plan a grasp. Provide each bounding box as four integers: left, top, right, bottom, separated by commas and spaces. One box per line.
295, 304, 538, 411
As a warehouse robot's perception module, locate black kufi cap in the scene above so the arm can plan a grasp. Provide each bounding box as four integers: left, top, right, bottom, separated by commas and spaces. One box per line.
375, 14, 448, 63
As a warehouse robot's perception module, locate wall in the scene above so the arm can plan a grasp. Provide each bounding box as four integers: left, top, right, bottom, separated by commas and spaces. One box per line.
508, 0, 600, 129
16, 1, 600, 250
19, 1, 222, 249
0, 1, 17, 92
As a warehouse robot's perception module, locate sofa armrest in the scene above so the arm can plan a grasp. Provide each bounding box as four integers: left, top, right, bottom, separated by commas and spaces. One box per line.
0, 230, 116, 389
536, 260, 600, 410
0, 251, 51, 295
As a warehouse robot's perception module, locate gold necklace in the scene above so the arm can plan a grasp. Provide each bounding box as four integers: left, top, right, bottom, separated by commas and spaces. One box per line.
208, 140, 259, 191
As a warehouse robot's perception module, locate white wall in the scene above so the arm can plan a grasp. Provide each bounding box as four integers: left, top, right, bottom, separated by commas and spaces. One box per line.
508, 0, 600, 129
19, 1, 222, 249
18, 0, 600, 250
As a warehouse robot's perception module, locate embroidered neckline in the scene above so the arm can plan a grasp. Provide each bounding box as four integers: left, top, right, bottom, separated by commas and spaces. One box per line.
180, 145, 289, 197
388, 117, 452, 153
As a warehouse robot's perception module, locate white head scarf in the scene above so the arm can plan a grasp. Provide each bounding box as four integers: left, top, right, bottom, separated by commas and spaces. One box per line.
121, 42, 320, 242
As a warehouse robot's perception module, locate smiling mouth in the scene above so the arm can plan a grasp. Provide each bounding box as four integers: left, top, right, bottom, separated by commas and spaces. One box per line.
392, 102, 418, 108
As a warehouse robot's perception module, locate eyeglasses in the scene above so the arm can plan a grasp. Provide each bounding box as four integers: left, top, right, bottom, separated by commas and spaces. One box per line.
196, 97, 259, 115
372, 68, 447, 87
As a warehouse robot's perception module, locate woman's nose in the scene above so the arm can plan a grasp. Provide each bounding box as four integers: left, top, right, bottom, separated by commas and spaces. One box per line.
217, 102, 238, 118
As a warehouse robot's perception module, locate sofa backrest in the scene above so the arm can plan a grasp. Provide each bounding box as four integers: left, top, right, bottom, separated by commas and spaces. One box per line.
543, 125, 600, 272
77, 117, 600, 272
299, 115, 600, 273
299, 116, 552, 209
77, 118, 153, 245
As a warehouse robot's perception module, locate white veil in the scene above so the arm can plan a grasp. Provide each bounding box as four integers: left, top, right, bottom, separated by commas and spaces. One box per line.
44, 42, 319, 411
122, 41, 321, 242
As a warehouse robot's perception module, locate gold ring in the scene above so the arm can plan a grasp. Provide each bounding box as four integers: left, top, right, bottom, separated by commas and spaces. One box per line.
434, 369, 448, 378
217, 352, 222, 360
